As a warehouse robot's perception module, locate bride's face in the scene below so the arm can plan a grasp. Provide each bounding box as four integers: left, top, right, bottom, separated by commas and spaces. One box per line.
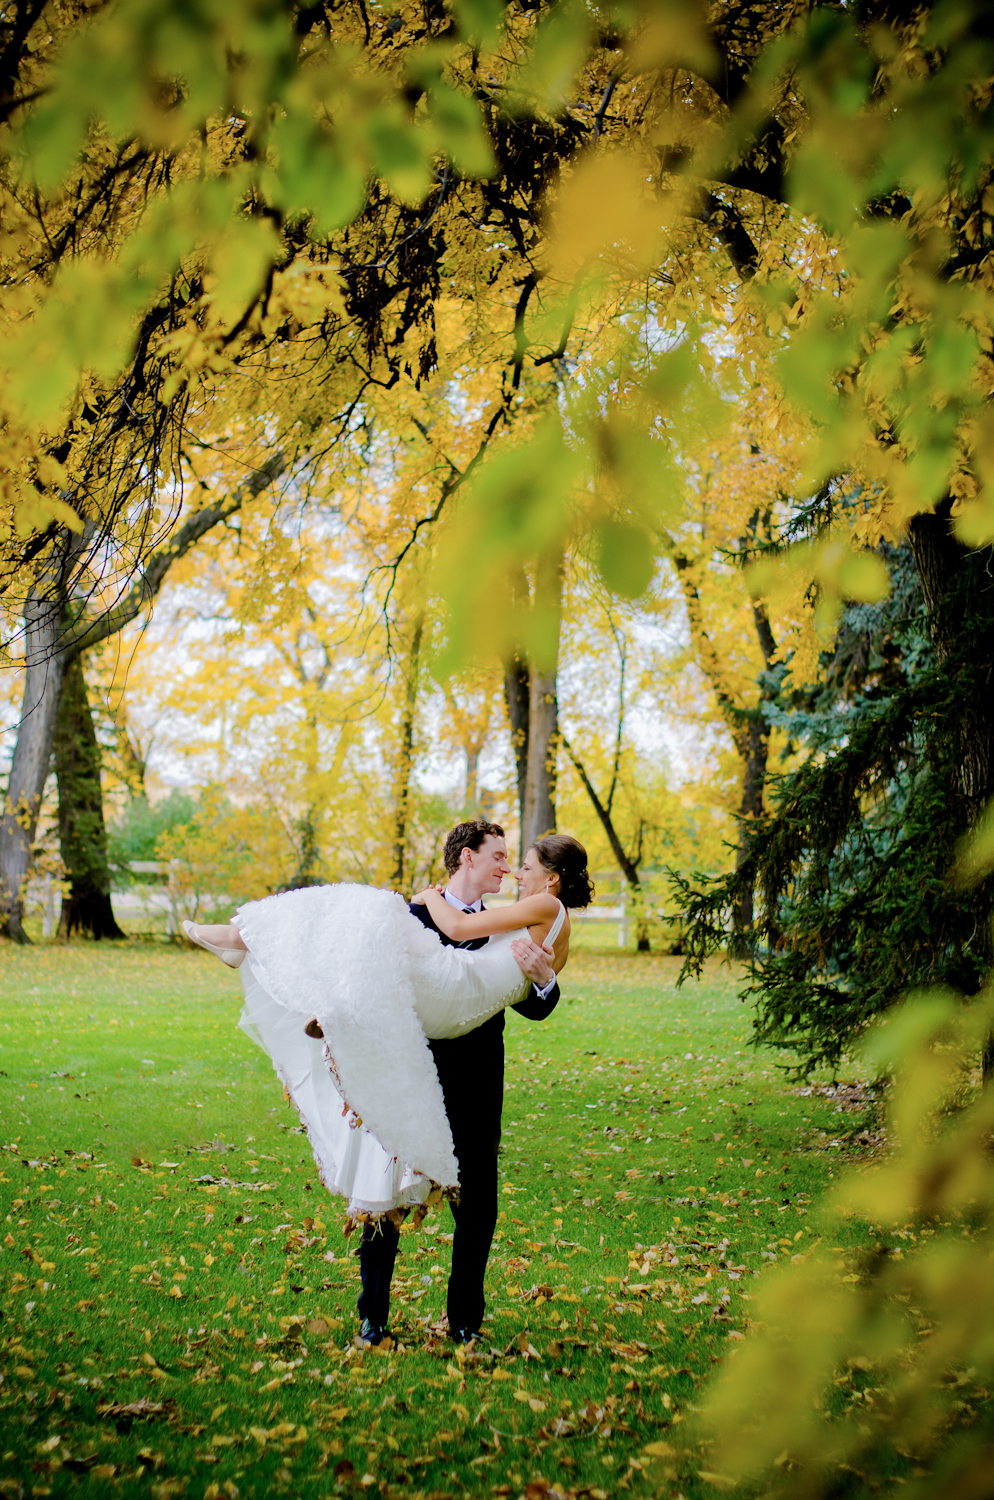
517, 848, 557, 898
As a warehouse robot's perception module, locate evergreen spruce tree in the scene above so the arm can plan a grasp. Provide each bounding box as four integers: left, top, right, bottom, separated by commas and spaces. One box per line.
675, 542, 994, 1076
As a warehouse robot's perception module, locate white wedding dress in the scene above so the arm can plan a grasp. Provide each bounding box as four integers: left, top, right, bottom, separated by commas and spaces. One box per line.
233, 884, 566, 1218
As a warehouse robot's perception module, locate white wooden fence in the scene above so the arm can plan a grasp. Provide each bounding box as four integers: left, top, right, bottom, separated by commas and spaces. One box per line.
485, 893, 634, 947
29, 867, 676, 949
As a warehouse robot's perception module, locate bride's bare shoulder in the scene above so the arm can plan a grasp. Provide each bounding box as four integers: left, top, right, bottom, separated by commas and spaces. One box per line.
518, 892, 560, 919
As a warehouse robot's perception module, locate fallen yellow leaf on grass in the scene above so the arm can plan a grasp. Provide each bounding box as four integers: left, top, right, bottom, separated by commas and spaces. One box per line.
698, 1471, 737, 1490
326, 1406, 350, 1420
643, 1441, 675, 1457
513, 1390, 532, 1402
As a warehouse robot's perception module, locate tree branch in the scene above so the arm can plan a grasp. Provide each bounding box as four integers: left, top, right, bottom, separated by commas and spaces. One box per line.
65, 451, 286, 656
561, 731, 641, 892
700, 192, 760, 280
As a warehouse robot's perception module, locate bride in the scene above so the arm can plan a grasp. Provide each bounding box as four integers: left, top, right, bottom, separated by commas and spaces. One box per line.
184, 834, 591, 1220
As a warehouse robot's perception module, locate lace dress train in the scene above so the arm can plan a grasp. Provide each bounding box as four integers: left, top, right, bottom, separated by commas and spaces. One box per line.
233, 883, 565, 1218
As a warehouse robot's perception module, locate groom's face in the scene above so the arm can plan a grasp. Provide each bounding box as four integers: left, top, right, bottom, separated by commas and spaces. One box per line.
467, 834, 510, 893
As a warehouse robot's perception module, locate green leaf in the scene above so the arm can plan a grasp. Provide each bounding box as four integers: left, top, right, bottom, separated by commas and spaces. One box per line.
788, 138, 861, 236
268, 117, 368, 233
428, 85, 495, 178
209, 218, 281, 327
366, 109, 433, 205
836, 551, 889, 603
18, 102, 87, 190
450, 0, 505, 48
512, 0, 591, 113
595, 521, 656, 598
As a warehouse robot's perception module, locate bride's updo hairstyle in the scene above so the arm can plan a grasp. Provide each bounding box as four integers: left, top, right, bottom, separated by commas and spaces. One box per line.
531, 834, 594, 909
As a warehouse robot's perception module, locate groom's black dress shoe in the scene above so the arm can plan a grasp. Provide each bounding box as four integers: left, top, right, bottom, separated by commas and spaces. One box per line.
452, 1327, 486, 1346
356, 1318, 391, 1347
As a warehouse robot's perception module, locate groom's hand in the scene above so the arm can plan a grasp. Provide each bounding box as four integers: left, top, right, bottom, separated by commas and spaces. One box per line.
510, 935, 556, 989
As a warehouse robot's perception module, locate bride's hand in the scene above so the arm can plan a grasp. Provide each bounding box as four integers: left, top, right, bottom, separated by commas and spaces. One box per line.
412, 885, 443, 905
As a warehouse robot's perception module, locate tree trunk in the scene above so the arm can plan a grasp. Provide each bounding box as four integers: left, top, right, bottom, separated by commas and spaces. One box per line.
909, 505, 994, 1080
0, 593, 70, 942
503, 652, 530, 837
53, 653, 125, 940
909, 505, 994, 820
520, 551, 563, 851
732, 599, 777, 946
390, 611, 424, 889
522, 668, 558, 849
732, 711, 770, 944
287, 808, 321, 889
464, 745, 481, 814
503, 562, 533, 842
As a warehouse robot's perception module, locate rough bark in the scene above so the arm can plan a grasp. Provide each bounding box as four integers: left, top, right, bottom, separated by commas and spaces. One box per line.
733, 599, 777, 944
522, 666, 558, 849
502, 564, 533, 842
390, 610, 425, 890
53, 652, 124, 940
909, 505, 994, 821
503, 652, 530, 836
464, 745, 481, 814
519, 551, 563, 852
0, 592, 71, 941
287, 808, 321, 889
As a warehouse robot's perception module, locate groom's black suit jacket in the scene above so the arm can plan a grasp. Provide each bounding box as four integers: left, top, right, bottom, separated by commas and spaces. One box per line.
408, 902, 561, 1085
357, 903, 561, 1333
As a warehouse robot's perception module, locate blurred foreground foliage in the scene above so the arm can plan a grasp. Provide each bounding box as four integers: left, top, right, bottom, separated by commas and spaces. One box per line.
706, 989, 994, 1500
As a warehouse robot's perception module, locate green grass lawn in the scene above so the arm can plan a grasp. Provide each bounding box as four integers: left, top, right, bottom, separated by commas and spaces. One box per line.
0, 941, 876, 1499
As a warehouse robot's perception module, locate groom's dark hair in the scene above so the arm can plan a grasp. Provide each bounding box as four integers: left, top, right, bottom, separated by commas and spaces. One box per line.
443, 820, 505, 874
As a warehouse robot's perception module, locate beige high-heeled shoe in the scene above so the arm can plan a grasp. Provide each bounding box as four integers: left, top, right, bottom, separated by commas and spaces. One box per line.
182, 920, 245, 969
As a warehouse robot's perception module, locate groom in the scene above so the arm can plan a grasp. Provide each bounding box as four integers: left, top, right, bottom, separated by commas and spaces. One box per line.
357, 819, 559, 1347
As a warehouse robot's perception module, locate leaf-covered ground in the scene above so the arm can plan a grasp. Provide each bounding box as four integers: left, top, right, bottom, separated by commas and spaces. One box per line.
0, 943, 875, 1499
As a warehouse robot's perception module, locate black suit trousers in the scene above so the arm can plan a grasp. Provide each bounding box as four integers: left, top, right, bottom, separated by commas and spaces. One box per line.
358, 1014, 505, 1333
